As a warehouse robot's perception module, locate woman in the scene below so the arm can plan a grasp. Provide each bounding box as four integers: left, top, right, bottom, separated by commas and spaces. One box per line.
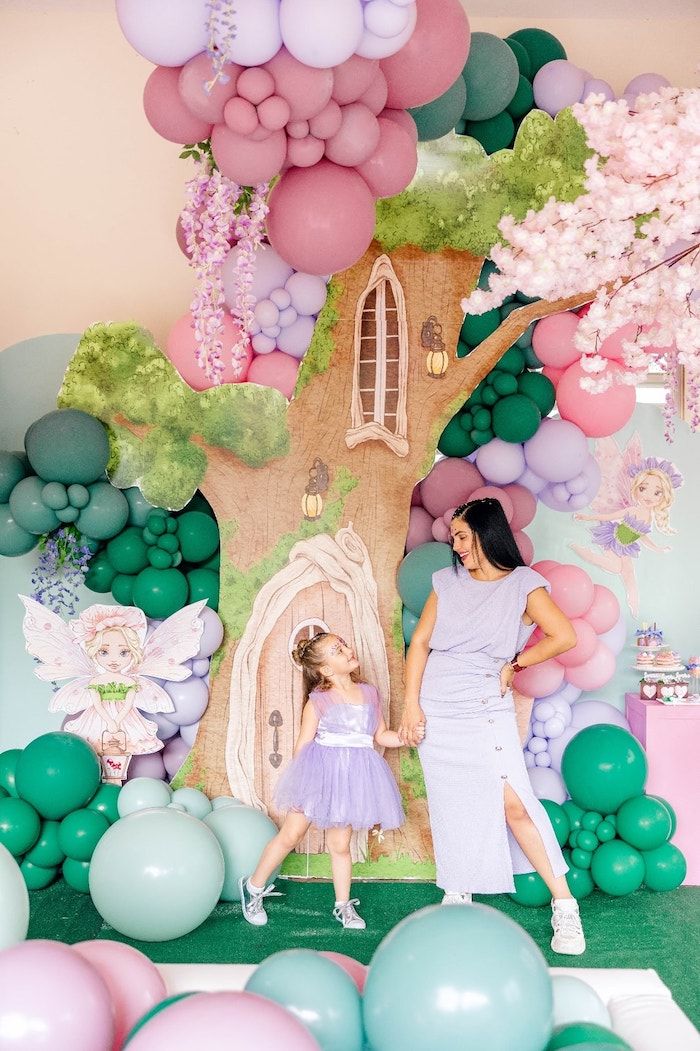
400, 497, 586, 955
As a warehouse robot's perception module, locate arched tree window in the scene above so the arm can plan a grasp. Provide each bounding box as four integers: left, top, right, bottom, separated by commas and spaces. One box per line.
346, 254, 409, 456
288, 618, 331, 669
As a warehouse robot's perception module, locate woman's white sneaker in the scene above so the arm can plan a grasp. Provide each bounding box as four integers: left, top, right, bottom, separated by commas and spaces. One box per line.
333, 899, 366, 929
551, 900, 586, 955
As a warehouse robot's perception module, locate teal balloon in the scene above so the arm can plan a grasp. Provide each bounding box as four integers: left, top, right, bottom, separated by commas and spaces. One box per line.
187, 568, 219, 609
571, 848, 593, 870
505, 28, 567, 77
402, 607, 419, 647
132, 567, 188, 618
0, 797, 41, 856
0, 749, 21, 797
461, 309, 501, 347
641, 842, 686, 891
84, 552, 118, 593
517, 372, 556, 416
67, 483, 90, 509
58, 807, 110, 862
89, 808, 224, 940
508, 75, 535, 118
24, 409, 109, 485
176, 511, 220, 563
203, 804, 279, 902
125, 486, 159, 527
462, 32, 520, 121
547, 1022, 630, 1049
466, 111, 515, 154
107, 526, 150, 575
595, 820, 616, 843
15, 732, 101, 820
541, 799, 570, 847
62, 857, 91, 893
397, 542, 453, 617
0, 451, 27, 503
0, 505, 38, 556
562, 726, 648, 813
646, 794, 677, 837
246, 950, 363, 1051
76, 482, 129, 540
591, 840, 645, 896
363, 904, 552, 1051
523, 347, 543, 368
576, 830, 598, 853
504, 38, 532, 79
41, 482, 69, 510
112, 573, 136, 605
616, 794, 672, 851
564, 859, 595, 900
410, 75, 467, 141
21, 859, 59, 890
438, 416, 477, 457
171, 788, 213, 821
509, 870, 551, 906
9, 475, 60, 534
24, 819, 65, 867
562, 800, 584, 831
86, 783, 121, 824
55, 505, 80, 523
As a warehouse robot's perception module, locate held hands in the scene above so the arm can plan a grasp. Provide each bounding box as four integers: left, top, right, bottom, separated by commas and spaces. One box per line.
399, 706, 426, 747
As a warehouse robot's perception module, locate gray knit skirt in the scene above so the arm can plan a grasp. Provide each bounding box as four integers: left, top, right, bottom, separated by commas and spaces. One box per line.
418, 692, 569, 894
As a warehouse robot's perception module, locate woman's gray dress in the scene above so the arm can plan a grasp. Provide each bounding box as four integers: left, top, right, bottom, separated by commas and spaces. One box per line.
418, 564, 568, 894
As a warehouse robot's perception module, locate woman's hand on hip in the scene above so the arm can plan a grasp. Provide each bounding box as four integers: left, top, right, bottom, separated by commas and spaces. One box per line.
500, 662, 515, 697
399, 705, 426, 747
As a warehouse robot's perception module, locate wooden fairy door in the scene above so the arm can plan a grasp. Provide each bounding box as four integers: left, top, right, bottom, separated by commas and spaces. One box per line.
255, 580, 355, 855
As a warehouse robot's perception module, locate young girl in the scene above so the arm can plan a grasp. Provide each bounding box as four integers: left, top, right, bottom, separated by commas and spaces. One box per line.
239, 631, 409, 930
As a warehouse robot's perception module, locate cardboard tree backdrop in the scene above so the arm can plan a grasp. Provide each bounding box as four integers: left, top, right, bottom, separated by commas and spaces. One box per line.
59, 112, 598, 873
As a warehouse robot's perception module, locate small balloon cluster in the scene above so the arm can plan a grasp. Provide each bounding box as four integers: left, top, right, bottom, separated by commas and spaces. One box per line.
512, 724, 686, 905
0, 733, 119, 894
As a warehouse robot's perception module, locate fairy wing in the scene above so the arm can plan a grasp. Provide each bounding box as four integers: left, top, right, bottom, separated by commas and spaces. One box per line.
133, 676, 176, 715
140, 600, 207, 681
589, 436, 634, 514
20, 596, 94, 682
48, 677, 94, 715
619, 432, 645, 501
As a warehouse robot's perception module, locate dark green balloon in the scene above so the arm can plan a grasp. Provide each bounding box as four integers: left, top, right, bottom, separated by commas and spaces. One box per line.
84, 552, 118, 594
504, 37, 532, 79
508, 870, 551, 906
112, 573, 136, 605
187, 568, 220, 609
9, 476, 60, 534
497, 347, 526, 375
0, 797, 41, 856
124, 994, 196, 1045
21, 859, 59, 891
410, 75, 467, 141
132, 567, 189, 618
24, 409, 109, 485
15, 732, 101, 820
571, 847, 593, 870
641, 842, 686, 891
0, 749, 22, 796
147, 510, 168, 536
492, 394, 541, 443
76, 482, 129, 541
481, 387, 499, 407
472, 408, 491, 431
564, 858, 595, 900
616, 794, 672, 851
595, 820, 616, 843
523, 347, 543, 368
0, 504, 39, 556
477, 260, 499, 291
438, 416, 477, 457
562, 725, 648, 813
203, 551, 220, 571
462, 32, 519, 121
456, 340, 471, 359
182, 491, 215, 518
591, 840, 645, 896
0, 451, 28, 503
86, 783, 121, 824
547, 1022, 630, 1050
492, 372, 519, 396
107, 526, 150, 575
58, 807, 110, 862
177, 512, 220, 563
466, 111, 515, 154
62, 857, 91, 893
24, 819, 65, 867
517, 372, 556, 416
508, 75, 535, 119
0, 787, 7, 800
506, 28, 567, 77
471, 427, 494, 445
541, 799, 570, 847
157, 533, 180, 554
148, 547, 173, 569
460, 309, 501, 348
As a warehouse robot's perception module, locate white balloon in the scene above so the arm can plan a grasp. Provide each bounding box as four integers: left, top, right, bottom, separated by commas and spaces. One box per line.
534, 752, 551, 767
280, 0, 364, 68
0, 845, 29, 950
552, 975, 611, 1029
116, 0, 208, 67
364, 0, 411, 38
227, 0, 282, 66
356, 2, 416, 59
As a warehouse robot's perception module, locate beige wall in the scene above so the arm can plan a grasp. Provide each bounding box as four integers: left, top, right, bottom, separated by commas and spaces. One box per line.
1, 1, 698, 352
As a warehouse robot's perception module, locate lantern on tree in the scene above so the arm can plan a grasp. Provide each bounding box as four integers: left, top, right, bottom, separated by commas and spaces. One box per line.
302, 458, 329, 521
422, 316, 449, 377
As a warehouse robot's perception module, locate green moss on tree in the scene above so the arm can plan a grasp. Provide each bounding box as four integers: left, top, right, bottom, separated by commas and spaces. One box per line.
294, 279, 343, 395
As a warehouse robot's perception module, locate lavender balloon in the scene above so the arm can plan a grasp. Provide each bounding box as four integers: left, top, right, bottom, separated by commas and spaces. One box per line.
147, 711, 179, 741
196, 606, 224, 658
524, 751, 536, 769
127, 752, 167, 781
534, 752, 552, 768
582, 78, 615, 102
528, 765, 566, 804
191, 658, 210, 678
516, 467, 547, 495
475, 439, 526, 485
569, 699, 630, 731
599, 614, 627, 656
163, 735, 191, 780
528, 736, 548, 755
624, 73, 670, 103
164, 677, 210, 726
524, 419, 588, 484
180, 721, 200, 748
547, 726, 579, 773
533, 60, 586, 116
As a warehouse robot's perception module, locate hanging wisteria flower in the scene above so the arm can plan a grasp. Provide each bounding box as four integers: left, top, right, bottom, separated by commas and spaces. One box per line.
228, 181, 270, 370
31, 527, 92, 617
205, 0, 237, 94
461, 87, 700, 430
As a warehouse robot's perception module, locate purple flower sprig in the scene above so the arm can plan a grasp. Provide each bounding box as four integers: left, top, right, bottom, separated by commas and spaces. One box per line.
205, 0, 238, 94
229, 181, 270, 371
31, 526, 93, 617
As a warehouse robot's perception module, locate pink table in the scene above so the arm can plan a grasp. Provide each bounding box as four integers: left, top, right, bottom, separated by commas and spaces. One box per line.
625, 692, 700, 885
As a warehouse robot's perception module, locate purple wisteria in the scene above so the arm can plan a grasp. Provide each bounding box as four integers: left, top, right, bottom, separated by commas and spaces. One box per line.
205, 0, 238, 94
31, 527, 92, 617
228, 182, 270, 350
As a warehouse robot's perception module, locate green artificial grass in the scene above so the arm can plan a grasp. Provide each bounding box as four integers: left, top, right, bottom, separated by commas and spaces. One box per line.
27, 881, 700, 1028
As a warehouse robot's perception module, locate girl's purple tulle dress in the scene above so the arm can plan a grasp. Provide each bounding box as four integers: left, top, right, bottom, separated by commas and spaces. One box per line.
274, 683, 405, 831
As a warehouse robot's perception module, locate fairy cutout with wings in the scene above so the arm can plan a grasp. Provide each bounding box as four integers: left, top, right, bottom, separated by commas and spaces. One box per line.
569, 433, 683, 617
21, 597, 206, 782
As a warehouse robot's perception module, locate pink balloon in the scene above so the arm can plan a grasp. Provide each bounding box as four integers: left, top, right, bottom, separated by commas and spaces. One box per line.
211, 123, 286, 184
411, 483, 422, 507
503, 484, 537, 530
531, 311, 580, 368
419, 458, 484, 518
381, 0, 471, 108
267, 160, 376, 274
406, 506, 434, 551
542, 365, 565, 388
467, 485, 514, 522
515, 658, 565, 698
287, 119, 310, 138
287, 134, 326, 168
224, 97, 260, 135
325, 103, 380, 166
360, 70, 389, 115
514, 529, 534, 565
0, 940, 114, 1051
356, 116, 418, 198
237, 67, 275, 105
248, 350, 300, 398
531, 559, 557, 576
143, 66, 213, 144
556, 360, 637, 438
565, 641, 616, 691
584, 584, 620, 634
380, 107, 418, 143
598, 322, 637, 360
178, 54, 242, 122
320, 951, 368, 992
332, 55, 380, 104
546, 563, 595, 618
73, 941, 167, 1051
432, 518, 451, 542
309, 99, 343, 138
265, 46, 334, 120
556, 617, 598, 668
126, 991, 320, 1050
165, 312, 252, 390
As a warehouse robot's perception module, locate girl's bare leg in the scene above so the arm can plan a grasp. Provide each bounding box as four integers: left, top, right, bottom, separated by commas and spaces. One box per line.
326, 825, 353, 902
251, 811, 311, 887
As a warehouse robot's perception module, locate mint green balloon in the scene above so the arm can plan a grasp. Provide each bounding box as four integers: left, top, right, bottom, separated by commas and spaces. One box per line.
75, 482, 129, 541
363, 905, 552, 1051
117, 777, 172, 818
0, 452, 27, 503
204, 804, 279, 902
89, 808, 224, 940
0, 843, 29, 949
9, 476, 60, 534
0, 505, 39, 556
246, 949, 363, 1051
397, 542, 453, 617
24, 819, 65, 867
171, 788, 213, 821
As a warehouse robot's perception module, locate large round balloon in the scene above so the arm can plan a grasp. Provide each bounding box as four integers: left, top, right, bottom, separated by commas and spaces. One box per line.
116, 0, 208, 66
203, 804, 280, 901
590, 840, 645, 896
24, 409, 109, 485
380, 0, 471, 110
616, 795, 672, 851
557, 361, 636, 438
132, 566, 189, 618
562, 726, 648, 814
363, 904, 552, 1051
89, 808, 224, 941
641, 842, 686, 891
397, 541, 453, 616
15, 733, 101, 820
409, 75, 466, 140
76, 482, 130, 541
461, 32, 519, 122
280, 0, 364, 69
0, 503, 39, 556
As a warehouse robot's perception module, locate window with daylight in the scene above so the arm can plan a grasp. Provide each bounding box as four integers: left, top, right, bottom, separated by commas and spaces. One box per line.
346, 254, 409, 457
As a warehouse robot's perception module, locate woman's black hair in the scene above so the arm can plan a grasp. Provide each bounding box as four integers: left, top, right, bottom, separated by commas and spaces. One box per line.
450, 498, 525, 573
